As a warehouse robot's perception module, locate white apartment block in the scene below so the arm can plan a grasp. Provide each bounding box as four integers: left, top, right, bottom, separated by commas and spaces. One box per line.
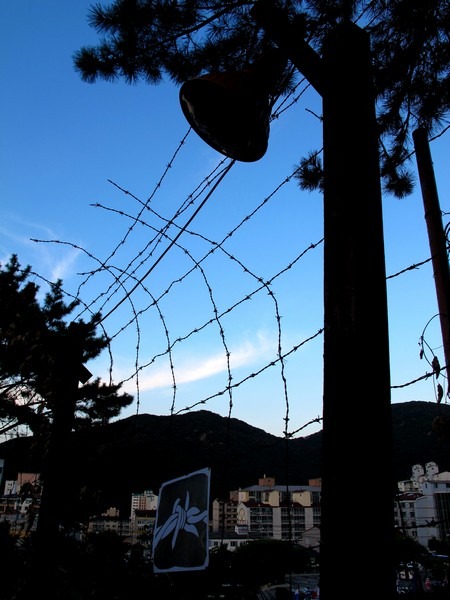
414, 479, 450, 547
395, 462, 450, 548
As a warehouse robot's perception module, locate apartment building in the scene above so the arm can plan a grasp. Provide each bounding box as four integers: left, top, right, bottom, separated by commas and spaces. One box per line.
0, 472, 41, 535
394, 462, 450, 547
3, 472, 41, 496
212, 475, 322, 546
88, 491, 159, 543
130, 489, 158, 518
88, 511, 131, 538
131, 509, 157, 545
212, 498, 239, 533
87, 506, 156, 546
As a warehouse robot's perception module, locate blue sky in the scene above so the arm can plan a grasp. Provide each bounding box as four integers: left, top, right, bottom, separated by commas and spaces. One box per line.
1, 1, 449, 438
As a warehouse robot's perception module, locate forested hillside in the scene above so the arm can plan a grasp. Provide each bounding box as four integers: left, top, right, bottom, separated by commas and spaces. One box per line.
1, 401, 449, 515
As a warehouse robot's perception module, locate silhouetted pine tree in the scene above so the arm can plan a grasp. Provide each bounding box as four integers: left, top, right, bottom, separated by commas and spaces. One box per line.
0, 254, 133, 542
73, 0, 450, 198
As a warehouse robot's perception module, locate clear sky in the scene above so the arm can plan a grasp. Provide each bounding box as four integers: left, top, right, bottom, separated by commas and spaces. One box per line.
1, 1, 449, 438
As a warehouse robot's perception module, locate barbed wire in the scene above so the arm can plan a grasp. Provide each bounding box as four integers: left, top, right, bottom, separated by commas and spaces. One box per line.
24, 69, 450, 443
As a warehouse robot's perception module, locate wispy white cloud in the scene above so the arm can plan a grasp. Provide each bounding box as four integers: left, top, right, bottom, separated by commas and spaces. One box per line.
0, 216, 82, 284
49, 248, 82, 281
121, 330, 275, 393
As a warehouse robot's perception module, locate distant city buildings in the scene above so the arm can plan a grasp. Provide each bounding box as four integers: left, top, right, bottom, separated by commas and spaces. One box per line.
0, 462, 449, 555
210, 475, 321, 552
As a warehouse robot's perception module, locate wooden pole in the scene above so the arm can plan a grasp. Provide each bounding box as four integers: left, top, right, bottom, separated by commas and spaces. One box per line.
413, 127, 450, 396
320, 22, 395, 599
247, 3, 396, 596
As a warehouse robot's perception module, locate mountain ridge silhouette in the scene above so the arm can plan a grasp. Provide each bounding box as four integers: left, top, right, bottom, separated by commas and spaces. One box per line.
1, 400, 449, 515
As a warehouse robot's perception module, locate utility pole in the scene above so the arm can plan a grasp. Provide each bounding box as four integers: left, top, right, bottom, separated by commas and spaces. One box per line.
321, 22, 394, 598
179, 0, 396, 594
251, 2, 395, 597
413, 127, 450, 395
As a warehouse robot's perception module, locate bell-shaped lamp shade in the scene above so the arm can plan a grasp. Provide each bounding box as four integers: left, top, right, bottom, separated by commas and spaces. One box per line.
179, 50, 286, 162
